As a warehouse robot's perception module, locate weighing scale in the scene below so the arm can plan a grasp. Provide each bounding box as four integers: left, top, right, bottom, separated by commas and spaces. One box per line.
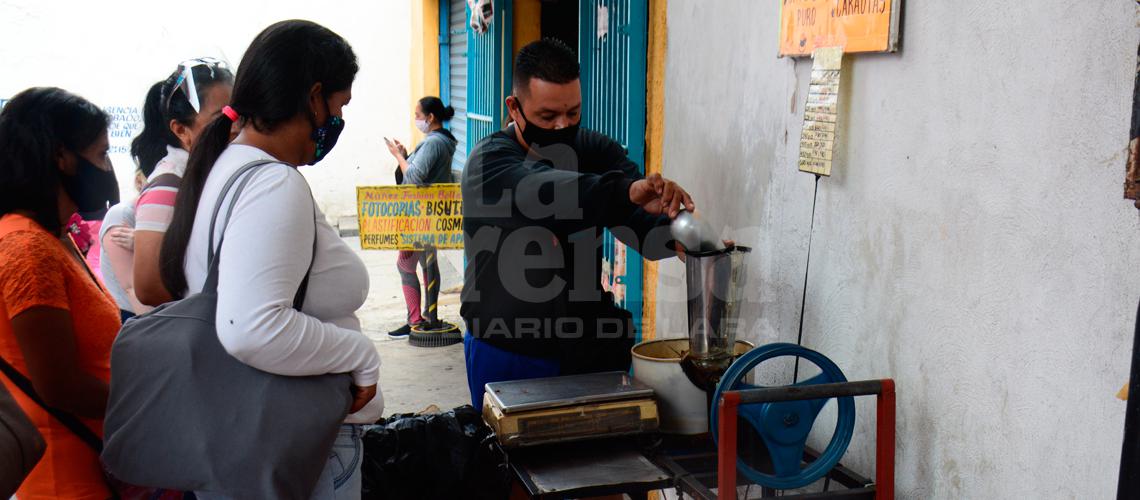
482, 371, 660, 448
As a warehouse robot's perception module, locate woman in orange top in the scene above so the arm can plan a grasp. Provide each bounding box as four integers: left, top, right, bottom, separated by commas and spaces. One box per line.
0, 87, 122, 499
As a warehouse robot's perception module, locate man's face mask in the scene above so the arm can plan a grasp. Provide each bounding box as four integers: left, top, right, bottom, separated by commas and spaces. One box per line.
61, 153, 119, 219
514, 99, 580, 149
310, 98, 345, 165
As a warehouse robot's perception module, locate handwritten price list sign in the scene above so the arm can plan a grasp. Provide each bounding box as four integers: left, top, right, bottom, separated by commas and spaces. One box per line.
799, 47, 843, 177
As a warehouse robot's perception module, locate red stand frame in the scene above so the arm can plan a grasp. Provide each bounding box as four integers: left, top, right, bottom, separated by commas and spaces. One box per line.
716, 379, 896, 500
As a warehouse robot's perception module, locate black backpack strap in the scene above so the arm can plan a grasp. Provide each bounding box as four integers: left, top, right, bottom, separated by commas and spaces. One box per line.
206, 159, 278, 265
0, 356, 103, 453
201, 159, 317, 311
293, 198, 318, 311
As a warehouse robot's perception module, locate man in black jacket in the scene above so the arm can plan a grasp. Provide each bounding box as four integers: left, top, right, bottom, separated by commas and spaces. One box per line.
460, 39, 695, 407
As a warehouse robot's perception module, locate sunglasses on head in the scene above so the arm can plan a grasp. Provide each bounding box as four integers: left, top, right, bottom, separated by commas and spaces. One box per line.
164, 57, 231, 115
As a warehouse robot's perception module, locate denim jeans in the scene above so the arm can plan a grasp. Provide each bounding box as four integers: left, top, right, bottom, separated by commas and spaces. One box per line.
194, 424, 364, 500
310, 424, 364, 499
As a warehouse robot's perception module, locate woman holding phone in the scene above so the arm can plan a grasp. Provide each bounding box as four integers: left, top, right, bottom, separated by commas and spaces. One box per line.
384, 96, 457, 338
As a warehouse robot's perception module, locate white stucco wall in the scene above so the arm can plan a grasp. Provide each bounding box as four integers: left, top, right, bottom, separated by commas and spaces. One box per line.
658, 1, 1140, 497
0, 0, 411, 218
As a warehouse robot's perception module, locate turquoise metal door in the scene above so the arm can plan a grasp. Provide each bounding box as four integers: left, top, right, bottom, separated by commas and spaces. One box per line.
578, 0, 649, 336
467, 0, 513, 156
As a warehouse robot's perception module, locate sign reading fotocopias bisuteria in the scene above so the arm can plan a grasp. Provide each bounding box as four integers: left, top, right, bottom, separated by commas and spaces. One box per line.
357, 184, 463, 250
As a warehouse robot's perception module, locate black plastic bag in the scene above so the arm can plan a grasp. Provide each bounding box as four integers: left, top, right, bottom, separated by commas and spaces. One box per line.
362, 405, 511, 500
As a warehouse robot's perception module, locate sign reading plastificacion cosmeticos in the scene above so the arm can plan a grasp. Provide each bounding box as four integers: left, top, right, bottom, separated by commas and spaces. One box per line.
357, 184, 463, 250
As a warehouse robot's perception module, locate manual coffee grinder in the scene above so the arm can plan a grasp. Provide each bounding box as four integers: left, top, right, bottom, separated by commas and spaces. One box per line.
679, 244, 751, 396
668, 209, 752, 425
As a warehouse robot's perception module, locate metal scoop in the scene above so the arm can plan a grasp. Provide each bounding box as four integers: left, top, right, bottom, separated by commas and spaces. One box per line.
671, 209, 724, 253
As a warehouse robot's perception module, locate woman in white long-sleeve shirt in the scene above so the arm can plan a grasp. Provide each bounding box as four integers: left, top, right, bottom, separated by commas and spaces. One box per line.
158, 20, 380, 499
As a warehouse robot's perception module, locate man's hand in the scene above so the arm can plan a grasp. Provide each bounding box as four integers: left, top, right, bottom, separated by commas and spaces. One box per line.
629, 173, 694, 219
349, 384, 377, 413
108, 226, 134, 251
384, 137, 408, 159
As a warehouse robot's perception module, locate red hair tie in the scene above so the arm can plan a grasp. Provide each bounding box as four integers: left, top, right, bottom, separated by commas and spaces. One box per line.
221, 105, 239, 122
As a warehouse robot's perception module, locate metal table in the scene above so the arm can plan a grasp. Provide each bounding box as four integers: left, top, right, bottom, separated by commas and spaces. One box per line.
506, 434, 875, 500
499, 373, 887, 499
509, 439, 672, 499
649, 434, 876, 499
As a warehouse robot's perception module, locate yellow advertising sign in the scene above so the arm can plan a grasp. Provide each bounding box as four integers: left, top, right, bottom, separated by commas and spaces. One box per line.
357, 184, 463, 250
779, 0, 901, 57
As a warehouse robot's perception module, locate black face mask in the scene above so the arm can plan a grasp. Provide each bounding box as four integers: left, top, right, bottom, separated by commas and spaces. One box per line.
516, 103, 580, 149
61, 154, 119, 219
309, 99, 345, 165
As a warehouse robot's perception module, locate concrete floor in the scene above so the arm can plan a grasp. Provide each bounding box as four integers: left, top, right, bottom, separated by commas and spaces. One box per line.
345, 236, 471, 416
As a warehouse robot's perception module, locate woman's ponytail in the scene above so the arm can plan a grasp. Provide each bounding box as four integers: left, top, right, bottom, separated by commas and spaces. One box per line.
158, 114, 235, 297
157, 20, 358, 298
131, 80, 177, 177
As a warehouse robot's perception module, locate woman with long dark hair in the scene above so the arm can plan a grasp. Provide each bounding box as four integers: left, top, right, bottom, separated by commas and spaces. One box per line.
130, 58, 234, 306
95, 59, 233, 319
159, 20, 381, 498
0, 87, 120, 499
384, 96, 457, 337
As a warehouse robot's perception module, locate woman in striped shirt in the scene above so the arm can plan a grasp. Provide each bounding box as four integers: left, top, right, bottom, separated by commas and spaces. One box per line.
131, 59, 234, 306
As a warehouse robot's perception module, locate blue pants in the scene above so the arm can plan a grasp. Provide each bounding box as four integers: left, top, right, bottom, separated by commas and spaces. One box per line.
463, 334, 560, 408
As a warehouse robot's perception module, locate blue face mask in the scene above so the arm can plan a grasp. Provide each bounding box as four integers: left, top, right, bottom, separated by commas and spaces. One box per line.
310, 109, 345, 165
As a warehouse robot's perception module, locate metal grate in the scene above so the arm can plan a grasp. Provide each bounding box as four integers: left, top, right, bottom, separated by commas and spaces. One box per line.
466, 0, 513, 168
441, 0, 470, 173
578, 0, 649, 336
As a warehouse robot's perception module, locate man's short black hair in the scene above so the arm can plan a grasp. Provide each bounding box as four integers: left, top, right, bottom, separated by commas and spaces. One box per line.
513, 38, 580, 95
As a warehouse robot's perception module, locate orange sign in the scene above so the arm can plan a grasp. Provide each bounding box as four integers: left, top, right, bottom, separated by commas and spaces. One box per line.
779, 0, 901, 57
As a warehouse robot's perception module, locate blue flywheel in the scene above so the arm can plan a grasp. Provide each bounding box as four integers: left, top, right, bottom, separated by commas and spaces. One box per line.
710, 343, 856, 490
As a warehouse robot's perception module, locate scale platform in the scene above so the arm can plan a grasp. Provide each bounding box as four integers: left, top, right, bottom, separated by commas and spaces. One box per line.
482, 371, 660, 448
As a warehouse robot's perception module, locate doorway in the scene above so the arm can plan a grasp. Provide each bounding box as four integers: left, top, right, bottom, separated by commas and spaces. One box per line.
540, 0, 579, 53
533, 0, 650, 337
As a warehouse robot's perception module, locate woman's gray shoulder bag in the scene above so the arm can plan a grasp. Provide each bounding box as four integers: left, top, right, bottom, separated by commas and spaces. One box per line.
102, 160, 353, 499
